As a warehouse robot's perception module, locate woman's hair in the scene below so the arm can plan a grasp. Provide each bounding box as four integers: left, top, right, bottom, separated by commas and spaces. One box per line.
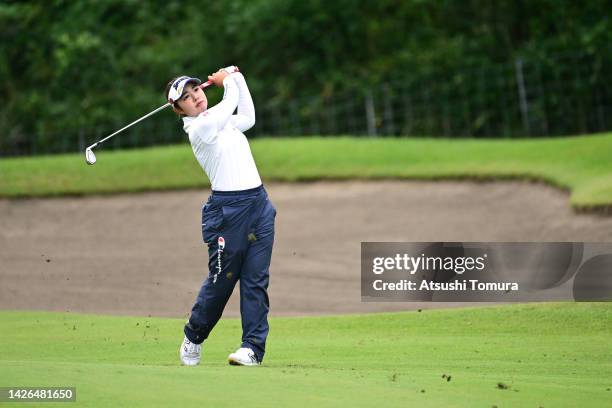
164, 76, 184, 117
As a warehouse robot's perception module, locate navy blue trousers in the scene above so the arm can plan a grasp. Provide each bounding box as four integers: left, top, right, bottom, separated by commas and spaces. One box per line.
184, 185, 275, 362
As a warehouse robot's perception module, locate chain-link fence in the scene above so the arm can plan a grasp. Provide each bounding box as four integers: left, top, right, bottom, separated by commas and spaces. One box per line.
255, 50, 612, 139
2, 49, 611, 157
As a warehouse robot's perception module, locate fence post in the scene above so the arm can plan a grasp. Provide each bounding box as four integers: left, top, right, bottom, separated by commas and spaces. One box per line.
365, 88, 377, 137
383, 84, 395, 136
515, 57, 531, 136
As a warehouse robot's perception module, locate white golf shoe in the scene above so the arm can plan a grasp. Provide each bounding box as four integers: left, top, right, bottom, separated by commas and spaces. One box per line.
228, 347, 260, 366
179, 336, 201, 366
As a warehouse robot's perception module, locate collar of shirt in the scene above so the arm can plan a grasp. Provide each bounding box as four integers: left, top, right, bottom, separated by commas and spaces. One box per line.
182, 111, 209, 132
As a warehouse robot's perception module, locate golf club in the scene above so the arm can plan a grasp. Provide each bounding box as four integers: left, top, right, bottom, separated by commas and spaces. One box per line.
85, 80, 213, 165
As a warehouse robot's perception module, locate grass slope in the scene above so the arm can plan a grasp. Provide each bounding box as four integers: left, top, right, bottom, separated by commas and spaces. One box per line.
0, 303, 610, 407
0, 134, 611, 209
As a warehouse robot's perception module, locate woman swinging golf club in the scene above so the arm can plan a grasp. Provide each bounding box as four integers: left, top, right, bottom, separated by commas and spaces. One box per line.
166, 66, 276, 366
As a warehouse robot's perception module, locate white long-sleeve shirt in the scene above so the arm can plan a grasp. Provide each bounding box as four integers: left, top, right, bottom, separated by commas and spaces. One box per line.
182, 72, 262, 191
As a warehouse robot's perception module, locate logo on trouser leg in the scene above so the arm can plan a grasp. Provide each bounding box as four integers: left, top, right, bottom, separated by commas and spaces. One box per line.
213, 237, 225, 283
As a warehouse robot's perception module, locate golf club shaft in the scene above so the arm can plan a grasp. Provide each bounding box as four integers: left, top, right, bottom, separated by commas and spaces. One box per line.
95, 102, 171, 147
91, 80, 213, 148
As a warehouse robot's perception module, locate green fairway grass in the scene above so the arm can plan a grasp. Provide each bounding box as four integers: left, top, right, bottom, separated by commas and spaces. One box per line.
0, 133, 611, 210
0, 303, 610, 407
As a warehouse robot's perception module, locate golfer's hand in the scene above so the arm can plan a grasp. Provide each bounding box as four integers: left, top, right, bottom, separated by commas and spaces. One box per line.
208, 70, 230, 87
222, 66, 239, 74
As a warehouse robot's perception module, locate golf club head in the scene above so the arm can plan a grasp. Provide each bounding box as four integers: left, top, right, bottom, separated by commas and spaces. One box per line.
85, 147, 97, 165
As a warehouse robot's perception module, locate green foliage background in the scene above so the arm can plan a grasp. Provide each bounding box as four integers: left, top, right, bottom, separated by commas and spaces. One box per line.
1, 0, 611, 153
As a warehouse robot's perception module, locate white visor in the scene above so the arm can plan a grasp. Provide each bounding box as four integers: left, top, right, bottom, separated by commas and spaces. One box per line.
167, 76, 202, 104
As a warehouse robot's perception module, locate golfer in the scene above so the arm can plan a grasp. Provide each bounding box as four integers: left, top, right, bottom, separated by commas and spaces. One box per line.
166, 66, 276, 366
